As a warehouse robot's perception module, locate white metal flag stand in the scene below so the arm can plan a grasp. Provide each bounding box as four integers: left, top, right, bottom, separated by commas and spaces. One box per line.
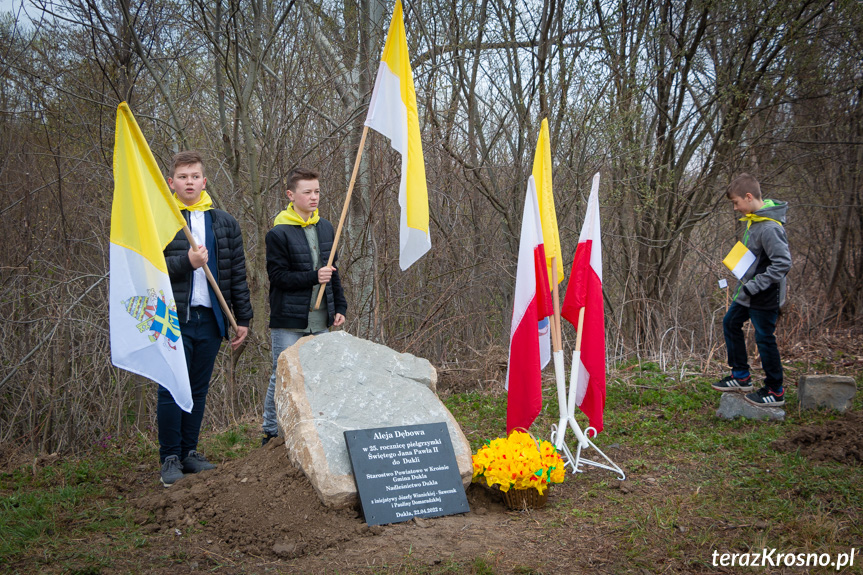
547, 308, 625, 480
551, 347, 625, 480
549, 203, 625, 481
546, 263, 609, 477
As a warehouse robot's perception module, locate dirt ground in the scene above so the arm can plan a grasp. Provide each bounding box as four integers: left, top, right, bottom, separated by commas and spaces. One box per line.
772, 411, 863, 464
126, 408, 863, 574
132, 436, 584, 573
6, 329, 862, 574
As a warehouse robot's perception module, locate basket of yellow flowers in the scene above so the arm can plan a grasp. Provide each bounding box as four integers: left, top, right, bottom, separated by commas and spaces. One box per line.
471, 429, 565, 509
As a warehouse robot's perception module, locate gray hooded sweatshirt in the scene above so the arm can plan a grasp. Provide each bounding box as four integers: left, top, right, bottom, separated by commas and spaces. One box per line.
734, 199, 791, 310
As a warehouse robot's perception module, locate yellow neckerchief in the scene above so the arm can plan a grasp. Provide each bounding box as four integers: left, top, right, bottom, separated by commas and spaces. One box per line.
174, 190, 214, 212
739, 213, 782, 230
274, 202, 320, 227
734, 202, 783, 301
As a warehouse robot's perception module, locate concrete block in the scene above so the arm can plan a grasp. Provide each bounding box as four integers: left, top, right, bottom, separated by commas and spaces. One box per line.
799, 375, 856, 413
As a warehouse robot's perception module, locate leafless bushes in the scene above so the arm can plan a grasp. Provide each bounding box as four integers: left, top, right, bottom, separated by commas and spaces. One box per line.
1, 0, 861, 454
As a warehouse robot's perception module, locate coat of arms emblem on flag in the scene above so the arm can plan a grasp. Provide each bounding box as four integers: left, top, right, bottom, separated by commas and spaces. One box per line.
122, 289, 181, 349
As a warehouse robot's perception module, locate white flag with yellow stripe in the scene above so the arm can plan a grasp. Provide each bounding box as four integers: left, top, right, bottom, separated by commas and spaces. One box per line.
365, 0, 430, 270
109, 103, 192, 413
723, 241, 756, 280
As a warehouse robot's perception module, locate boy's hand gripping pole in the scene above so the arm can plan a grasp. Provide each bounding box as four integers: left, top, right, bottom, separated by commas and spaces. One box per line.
182, 225, 238, 332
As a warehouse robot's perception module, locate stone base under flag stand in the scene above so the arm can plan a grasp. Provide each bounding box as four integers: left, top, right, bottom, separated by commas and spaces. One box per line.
274, 331, 473, 510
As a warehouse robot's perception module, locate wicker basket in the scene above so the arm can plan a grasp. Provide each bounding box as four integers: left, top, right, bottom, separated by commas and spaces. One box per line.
502, 486, 548, 510
475, 428, 553, 510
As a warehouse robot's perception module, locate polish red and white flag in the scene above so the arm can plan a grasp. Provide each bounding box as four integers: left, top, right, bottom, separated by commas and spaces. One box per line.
506, 176, 553, 433
561, 173, 606, 433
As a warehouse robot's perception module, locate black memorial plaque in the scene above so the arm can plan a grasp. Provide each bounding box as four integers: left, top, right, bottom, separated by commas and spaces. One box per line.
345, 422, 470, 526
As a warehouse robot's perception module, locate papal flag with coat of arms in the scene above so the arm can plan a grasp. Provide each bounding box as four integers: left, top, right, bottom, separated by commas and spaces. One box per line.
109, 102, 192, 413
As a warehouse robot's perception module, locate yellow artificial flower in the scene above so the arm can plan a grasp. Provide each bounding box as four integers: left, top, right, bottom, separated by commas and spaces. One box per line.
471, 430, 565, 493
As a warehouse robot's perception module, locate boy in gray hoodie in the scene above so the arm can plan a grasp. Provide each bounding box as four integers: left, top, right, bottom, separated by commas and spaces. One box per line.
712, 174, 791, 406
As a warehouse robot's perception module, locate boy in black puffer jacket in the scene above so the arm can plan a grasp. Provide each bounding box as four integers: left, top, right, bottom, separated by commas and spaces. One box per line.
160, 151, 253, 486
261, 168, 347, 445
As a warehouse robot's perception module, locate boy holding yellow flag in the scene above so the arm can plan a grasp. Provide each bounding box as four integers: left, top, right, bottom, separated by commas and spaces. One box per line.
713, 174, 791, 407
160, 151, 253, 486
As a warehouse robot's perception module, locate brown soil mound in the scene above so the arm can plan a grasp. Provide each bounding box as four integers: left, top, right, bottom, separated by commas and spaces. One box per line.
772, 412, 863, 464
133, 437, 568, 572
134, 437, 367, 558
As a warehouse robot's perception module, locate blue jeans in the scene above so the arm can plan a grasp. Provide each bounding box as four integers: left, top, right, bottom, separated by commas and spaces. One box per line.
262, 329, 326, 435
723, 302, 783, 390
158, 307, 222, 462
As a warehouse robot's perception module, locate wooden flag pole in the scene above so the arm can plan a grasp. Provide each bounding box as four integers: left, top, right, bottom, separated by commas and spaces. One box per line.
568, 306, 587, 425
314, 125, 369, 311
554, 303, 590, 450
181, 225, 238, 332
574, 306, 586, 353
550, 257, 563, 353
566, 306, 588, 446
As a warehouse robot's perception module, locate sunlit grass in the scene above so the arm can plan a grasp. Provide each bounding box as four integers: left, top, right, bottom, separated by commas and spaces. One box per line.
543, 365, 863, 569
1, 364, 861, 573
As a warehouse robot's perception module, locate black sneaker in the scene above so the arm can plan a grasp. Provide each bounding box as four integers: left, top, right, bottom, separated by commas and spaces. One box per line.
262, 432, 278, 447
181, 450, 216, 473
745, 386, 785, 407
160, 455, 184, 487
711, 374, 753, 393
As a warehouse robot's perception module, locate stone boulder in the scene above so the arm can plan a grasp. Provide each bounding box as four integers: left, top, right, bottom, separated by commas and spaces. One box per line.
716, 393, 785, 421
274, 331, 472, 509
798, 375, 856, 413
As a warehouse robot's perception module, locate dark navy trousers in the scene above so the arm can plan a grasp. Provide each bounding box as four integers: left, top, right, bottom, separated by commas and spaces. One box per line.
157, 306, 222, 463
723, 302, 783, 391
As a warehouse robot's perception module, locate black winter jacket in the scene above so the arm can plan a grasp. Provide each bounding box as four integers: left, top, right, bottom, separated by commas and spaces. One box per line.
164, 209, 253, 335
266, 219, 347, 329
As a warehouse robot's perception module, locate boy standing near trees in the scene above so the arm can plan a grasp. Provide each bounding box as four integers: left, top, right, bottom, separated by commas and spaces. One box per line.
160, 151, 253, 486
713, 173, 791, 407
261, 168, 347, 445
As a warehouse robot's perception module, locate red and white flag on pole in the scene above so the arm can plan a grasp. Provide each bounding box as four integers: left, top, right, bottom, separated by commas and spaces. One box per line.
506, 176, 553, 433
561, 173, 606, 433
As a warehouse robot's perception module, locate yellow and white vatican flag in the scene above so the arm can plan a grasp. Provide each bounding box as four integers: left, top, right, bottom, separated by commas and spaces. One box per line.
109, 103, 192, 413
532, 118, 563, 287
723, 241, 756, 280
365, 0, 430, 270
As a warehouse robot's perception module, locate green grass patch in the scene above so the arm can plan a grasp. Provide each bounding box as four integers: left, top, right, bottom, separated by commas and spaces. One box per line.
0, 423, 257, 571
558, 371, 863, 566
444, 392, 507, 450
0, 465, 105, 561
201, 422, 256, 461
1, 366, 861, 573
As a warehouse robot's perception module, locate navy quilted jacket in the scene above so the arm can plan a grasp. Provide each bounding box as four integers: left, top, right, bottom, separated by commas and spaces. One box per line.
163, 209, 253, 334
266, 219, 347, 329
